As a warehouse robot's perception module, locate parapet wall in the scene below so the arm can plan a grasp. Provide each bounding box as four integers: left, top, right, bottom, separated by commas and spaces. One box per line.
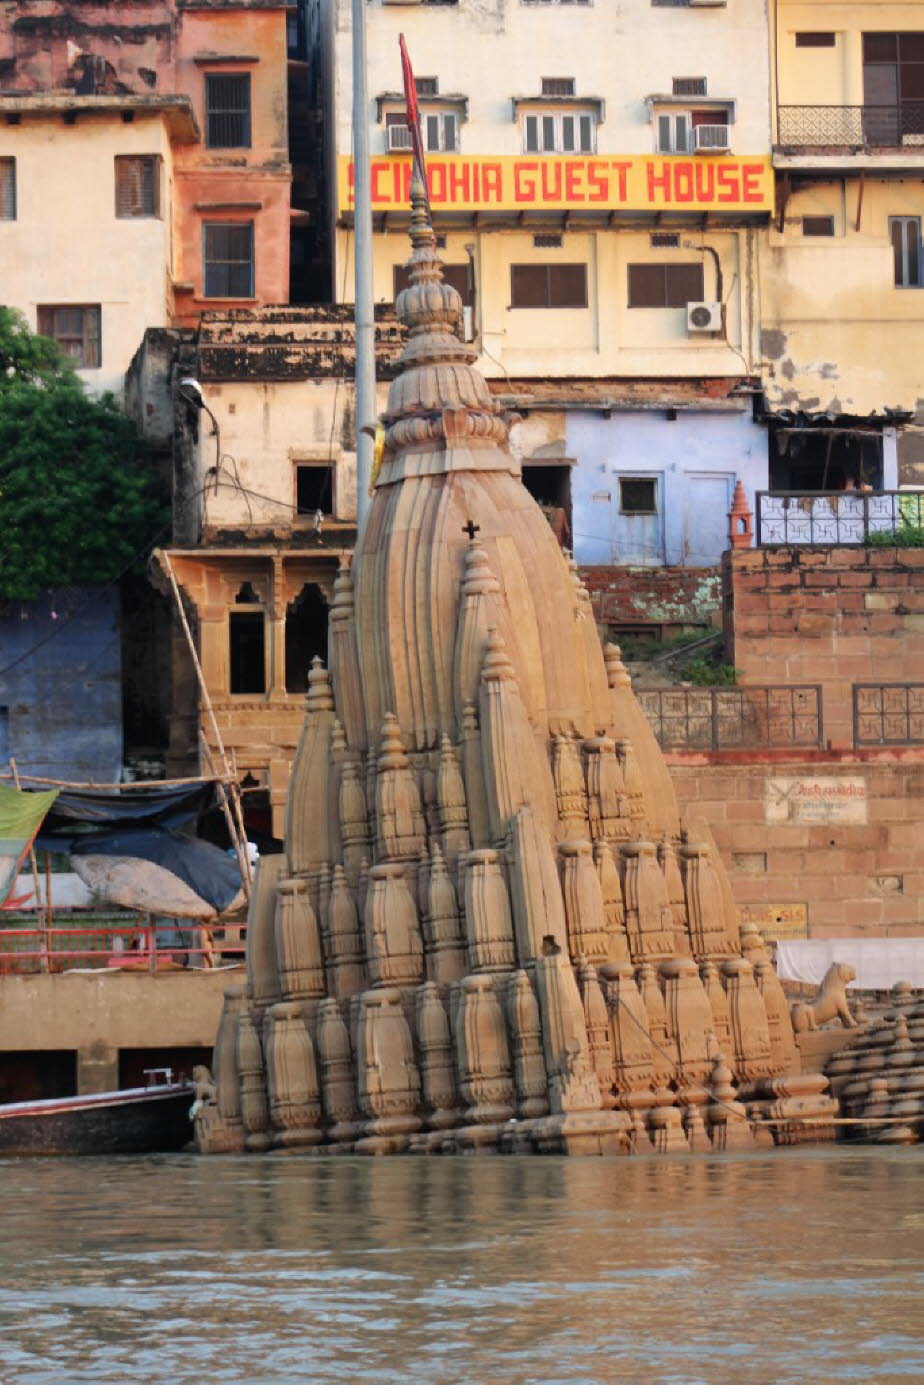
723, 546, 924, 749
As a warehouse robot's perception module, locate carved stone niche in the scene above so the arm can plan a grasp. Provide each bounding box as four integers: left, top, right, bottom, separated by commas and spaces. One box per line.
559, 840, 609, 965
462, 848, 516, 973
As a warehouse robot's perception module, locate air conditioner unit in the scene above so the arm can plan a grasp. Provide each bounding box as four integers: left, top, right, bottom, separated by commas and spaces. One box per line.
694, 124, 731, 153
687, 301, 722, 333
387, 123, 413, 151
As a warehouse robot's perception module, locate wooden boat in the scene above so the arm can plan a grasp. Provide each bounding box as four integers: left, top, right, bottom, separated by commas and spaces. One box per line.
0, 1072, 193, 1156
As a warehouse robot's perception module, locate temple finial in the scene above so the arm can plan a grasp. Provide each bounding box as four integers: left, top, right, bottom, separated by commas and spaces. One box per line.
409, 168, 435, 253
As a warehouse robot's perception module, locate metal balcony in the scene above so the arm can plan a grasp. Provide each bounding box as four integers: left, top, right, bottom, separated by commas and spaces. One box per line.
777, 103, 924, 150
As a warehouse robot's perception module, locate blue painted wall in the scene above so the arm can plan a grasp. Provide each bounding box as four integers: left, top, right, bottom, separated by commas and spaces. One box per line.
0, 588, 122, 781
567, 409, 766, 567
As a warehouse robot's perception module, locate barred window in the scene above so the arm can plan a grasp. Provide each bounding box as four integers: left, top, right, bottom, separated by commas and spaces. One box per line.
0, 158, 15, 220
203, 222, 255, 298
115, 155, 160, 217
36, 305, 101, 368
205, 73, 251, 148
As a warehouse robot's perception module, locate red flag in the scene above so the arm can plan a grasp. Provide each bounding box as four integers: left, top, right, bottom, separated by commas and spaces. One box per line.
399, 33, 430, 211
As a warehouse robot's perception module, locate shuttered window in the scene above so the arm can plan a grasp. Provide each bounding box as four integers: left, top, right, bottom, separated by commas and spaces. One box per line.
203, 222, 255, 297
36, 306, 102, 368
0, 159, 15, 220
890, 216, 922, 287
510, 263, 588, 309
205, 74, 251, 148
114, 155, 160, 217
627, 262, 704, 308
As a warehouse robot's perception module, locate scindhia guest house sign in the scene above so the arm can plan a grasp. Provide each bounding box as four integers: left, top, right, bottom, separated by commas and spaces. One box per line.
339, 154, 774, 214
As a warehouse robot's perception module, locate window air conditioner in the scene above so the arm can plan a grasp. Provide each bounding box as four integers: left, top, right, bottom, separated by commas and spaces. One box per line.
687, 301, 722, 333
387, 123, 413, 151
693, 124, 731, 153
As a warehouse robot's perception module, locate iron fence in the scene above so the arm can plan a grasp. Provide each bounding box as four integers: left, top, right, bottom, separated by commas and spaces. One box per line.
638, 685, 824, 752
853, 684, 924, 747
755, 491, 924, 546
778, 104, 924, 148
0, 922, 245, 975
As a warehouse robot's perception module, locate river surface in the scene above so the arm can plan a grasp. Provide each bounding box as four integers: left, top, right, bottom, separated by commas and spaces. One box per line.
0, 1148, 922, 1384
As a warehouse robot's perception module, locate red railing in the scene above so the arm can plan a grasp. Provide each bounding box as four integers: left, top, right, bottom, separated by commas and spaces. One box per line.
0, 923, 246, 975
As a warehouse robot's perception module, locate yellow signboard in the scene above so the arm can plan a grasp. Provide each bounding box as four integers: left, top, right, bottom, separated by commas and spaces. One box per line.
338, 153, 773, 215
739, 903, 808, 943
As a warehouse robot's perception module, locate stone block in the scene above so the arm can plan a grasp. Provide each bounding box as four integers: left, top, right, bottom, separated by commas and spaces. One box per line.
797, 612, 835, 636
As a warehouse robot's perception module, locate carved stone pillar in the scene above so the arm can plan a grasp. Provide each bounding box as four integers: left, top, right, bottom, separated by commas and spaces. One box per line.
437, 734, 471, 866
600, 962, 656, 1145
479, 627, 554, 842
237, 1003, 271, 1152
506, 970, 549, 1119
559, 839, 609, 965
658, 837, 690, 954
704, 1042, 754, 1151
453, 540, 502, 727
621, 842, 675, 961
593, 840, 630, 965
682, 842, 740, 961
246, 855, 285, 1018
583, 734, 629, 842
660, 958, 714, 1087
721, 957, 773, 1085
577, 961, 616, 1108
324, 864, 366, 999
460, 701, 492, 849
374, 713, 426, 862
615, 739, 646, 827
316, 996, 362, 1146
339, 757, 371, 881
700, 958, 732, 1049
285, 658, 336, 875
456, 974, 516, 1128
552, 734, 588, 837
363, 862, 424, 988
264, 1000, 323, 1149
754, 957, 799, 1076
328, 558, 368, 752
355, 987, 422, 1153
463, 848, 516, 973
636, 961, 676, 1088
423, 843, 467, 985
199, 984, 246, 1153
275, 877, 325, 1003
416, 982, 459, 1130
533, 947, 600, 1114
505, 803, 569, 964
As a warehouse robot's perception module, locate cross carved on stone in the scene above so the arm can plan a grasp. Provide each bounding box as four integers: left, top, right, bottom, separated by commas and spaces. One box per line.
462, 519, 480, 541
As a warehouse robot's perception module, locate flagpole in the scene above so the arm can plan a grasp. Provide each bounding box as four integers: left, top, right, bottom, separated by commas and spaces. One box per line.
352, 0, 375, 536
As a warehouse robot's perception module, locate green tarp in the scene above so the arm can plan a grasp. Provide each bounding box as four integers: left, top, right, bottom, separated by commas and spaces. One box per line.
0, 783, 59, 908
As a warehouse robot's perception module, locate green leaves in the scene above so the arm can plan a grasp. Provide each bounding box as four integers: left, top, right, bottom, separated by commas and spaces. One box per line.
0, 313, 166, 601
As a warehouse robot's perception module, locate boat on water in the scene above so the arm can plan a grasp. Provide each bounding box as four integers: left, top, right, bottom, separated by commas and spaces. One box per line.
0, 1070, 193, 1156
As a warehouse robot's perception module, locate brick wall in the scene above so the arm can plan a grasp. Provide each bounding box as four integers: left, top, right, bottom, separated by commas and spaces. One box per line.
580, 564, 721, 631
724, 547, 924, 748
669, 751, 924, 940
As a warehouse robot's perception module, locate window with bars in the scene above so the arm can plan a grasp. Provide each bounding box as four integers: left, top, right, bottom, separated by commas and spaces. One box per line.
890, 216, 922, 287
205, 73, 251, 148
540, 77, 575, 97
795, 32, 836, 48
0, 158, 15, 220
802, 215, 835, 237
510, 263, 587, 309
523, 111, 595, 153
114, 155, 160, 217
385, 109, 459, 152
619, 478, 658, 515
203, 222, 255, 297
672, 77, 707, 97
415, 77, 438, 96
36, 305, 101, 367
627, 262, 704, 308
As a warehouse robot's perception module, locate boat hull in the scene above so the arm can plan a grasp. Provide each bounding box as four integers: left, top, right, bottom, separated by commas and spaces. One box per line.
0, 1086, 193, 1156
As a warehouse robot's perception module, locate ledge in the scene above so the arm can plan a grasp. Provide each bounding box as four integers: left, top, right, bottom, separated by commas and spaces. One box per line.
0, 93, 200, 143
511, 95, 605, 122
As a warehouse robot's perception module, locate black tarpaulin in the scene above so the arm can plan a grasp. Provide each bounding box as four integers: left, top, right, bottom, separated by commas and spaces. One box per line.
70, 827, 244, 915
35, 783, 216, 848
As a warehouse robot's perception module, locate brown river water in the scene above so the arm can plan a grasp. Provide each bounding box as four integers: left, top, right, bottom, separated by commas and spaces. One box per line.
0, 1148, 922, 1385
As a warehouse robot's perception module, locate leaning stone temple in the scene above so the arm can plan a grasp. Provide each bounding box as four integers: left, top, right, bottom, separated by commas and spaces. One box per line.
196, 180, 837, 1156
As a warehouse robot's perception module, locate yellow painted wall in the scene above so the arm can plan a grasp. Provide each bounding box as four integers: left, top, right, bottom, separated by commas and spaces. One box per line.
774, 2, 924, 108
0, 112, 173, 396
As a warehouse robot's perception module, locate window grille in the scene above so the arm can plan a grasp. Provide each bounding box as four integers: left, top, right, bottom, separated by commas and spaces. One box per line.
0, 158, 15, 220
533, 233, 563, 248
205, 73, 251, 148
203, 222, 255, 298
651, 232, 680, 248
540, 77, 575, 97
672, 77, 707, 97
415, 77, 438, 96
115, 155, 160, 217
802, 215, 835, 237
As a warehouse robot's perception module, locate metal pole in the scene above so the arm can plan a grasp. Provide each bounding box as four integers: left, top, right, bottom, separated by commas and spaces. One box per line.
352, 0, 376, 536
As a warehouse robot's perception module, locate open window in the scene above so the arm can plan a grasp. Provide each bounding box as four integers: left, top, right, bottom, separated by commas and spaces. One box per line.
295, 462, 334, 515
521, 457, 573, 549
229, 582, 265, 694
768, 426, 884, 491
285, 584, 329, 693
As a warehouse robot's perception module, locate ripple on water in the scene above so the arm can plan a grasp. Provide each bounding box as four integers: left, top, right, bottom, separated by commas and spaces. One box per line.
0, 1147, 922, 1384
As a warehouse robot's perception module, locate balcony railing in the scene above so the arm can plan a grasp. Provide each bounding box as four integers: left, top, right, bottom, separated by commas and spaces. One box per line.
756, 491, 924, 546
777, 103, 924, 150
0, 922, 245, 975
854, 684, 924, 747
638, 685, 823, 752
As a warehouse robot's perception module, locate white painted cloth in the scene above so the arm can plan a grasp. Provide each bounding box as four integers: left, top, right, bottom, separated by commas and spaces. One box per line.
776, 939, 924, 991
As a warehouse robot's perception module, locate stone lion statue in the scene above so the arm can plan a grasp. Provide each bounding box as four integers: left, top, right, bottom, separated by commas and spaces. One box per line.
191, 1064, 217, 1110
790, 963, 858, 1033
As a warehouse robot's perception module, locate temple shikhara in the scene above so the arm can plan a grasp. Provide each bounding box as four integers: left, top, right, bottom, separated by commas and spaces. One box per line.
196, 180, 836, 1157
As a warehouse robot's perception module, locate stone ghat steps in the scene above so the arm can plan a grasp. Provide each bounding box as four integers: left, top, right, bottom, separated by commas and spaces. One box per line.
825, 1000, 924, 1145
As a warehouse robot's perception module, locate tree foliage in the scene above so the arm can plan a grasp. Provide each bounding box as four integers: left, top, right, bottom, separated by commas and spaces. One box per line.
0, 308, 166, 602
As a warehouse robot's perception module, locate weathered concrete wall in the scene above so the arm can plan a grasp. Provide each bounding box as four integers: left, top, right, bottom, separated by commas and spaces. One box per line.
0, 967, 237, 1093
0, 588, 122, 781
724, 546, 924, 749
669, 750, 924, 941
580, 563, 721, 631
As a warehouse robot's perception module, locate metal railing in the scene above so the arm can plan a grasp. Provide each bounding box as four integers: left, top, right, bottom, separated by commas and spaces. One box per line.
778, 104, 924, 149
0, 923, 245, 975
755, 491, 924, 546
638, 685, 824, 752
854, 684, 924, 747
